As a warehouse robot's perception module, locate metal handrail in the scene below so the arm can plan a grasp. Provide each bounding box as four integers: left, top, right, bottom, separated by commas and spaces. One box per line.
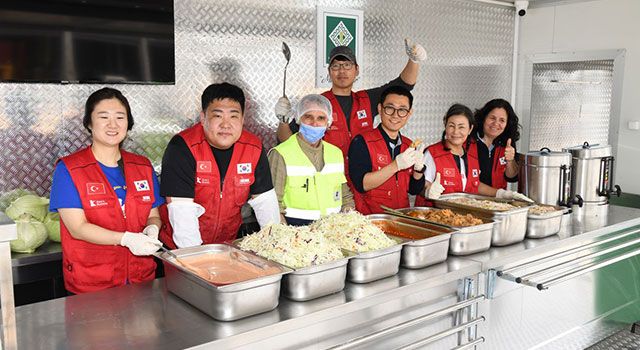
537, 248, 640, 290
451, 337, 485, 350
497, 227, 640, 276
517, 236, 640, 283
396, 317, 486, 350
329, 295, 485, 350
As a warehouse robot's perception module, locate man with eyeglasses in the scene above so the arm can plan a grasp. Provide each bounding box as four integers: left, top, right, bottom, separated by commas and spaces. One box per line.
275, 40, 427, 153
347, 85, 426, 214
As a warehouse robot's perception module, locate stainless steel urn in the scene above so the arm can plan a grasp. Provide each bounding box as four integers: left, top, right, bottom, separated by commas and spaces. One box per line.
563, 142, 621, 205
522, 148, 582, 207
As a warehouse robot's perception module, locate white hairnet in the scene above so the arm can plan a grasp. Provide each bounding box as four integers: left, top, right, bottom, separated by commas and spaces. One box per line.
295, 94, 333, 126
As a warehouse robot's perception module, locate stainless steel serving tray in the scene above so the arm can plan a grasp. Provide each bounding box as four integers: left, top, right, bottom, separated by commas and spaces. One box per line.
366, 214, 453, 268
345, 234, 404, 284
232, 238, 352, 302
157, 244, 290, 321
391, 207, 494, 256
526, 205, 568, 238
434, 193, 530, 246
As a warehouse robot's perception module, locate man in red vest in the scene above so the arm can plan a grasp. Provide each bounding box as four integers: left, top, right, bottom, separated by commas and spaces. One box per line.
275, 39, 427, 153
159, 83, 280, 248
347, 85, 426, 214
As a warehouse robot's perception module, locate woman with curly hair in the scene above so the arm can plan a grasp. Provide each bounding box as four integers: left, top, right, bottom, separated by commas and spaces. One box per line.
472, 98, 521, 190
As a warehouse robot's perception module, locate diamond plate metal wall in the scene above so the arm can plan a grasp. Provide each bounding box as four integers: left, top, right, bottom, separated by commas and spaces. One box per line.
0, 0, 514, 197
529, 60, 614, 151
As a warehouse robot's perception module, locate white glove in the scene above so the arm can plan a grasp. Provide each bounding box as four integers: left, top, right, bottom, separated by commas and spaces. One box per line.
168, 201, 206, 248
396, 148, 421, 170
120, 232, 162, 256
427, 172, 445, 199
413, 143, 427, 172
405, 38, 427, 63
142, 225, 159, 240
275, 96, 293, 123
496, 189, 534, 203
248, 189, 281, 228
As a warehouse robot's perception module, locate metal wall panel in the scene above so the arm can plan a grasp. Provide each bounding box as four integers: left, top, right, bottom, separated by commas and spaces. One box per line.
0, 0, 514, 196
528, 60, 614, 151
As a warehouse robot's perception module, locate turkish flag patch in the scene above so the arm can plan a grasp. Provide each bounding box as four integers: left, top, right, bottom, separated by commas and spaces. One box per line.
197, 161, 212, 173
86, 183, 106, 195
443, 168, 455, 177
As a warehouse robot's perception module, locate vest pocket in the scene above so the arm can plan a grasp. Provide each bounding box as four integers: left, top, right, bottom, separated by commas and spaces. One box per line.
71, 248, 118, 286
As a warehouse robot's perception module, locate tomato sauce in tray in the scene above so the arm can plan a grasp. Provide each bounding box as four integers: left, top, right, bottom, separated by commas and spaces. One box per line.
372, 220, 440, 240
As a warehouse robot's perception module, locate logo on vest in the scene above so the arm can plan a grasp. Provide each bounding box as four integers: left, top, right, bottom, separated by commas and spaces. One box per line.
86, 183, 106, 195
89, 199, 108, 207
196, 177, 210, 184
357, 110, 367, 120
334, 190, 341, 201
444, 180, 455, 186
236, 177, 251, 186
472, 169, 479, 177
141, 195, 151, 202
377, 153, 389, 164
361, 121, 369, 127
197, 161, 212, 173
237, 163, 252, 174
499, 157, 507, 165
443, 168, 455, 177
133, 180, 150, 192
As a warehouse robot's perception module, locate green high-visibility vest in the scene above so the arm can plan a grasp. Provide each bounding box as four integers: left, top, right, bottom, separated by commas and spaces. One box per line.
273, 134, 346, 220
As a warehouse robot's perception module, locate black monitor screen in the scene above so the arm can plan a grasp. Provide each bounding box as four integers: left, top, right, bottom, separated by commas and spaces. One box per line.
0, 0, 175, 84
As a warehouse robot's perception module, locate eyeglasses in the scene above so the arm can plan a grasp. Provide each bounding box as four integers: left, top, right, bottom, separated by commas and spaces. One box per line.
383, 105, 410, 118
329, 62, 355, 71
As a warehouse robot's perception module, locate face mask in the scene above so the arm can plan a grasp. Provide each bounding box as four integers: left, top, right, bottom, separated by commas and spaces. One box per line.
299, 123, 327, 143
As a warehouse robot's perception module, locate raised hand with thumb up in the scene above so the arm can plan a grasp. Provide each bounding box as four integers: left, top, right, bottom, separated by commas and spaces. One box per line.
427, 172, 445, 199
504, 138, 515, 162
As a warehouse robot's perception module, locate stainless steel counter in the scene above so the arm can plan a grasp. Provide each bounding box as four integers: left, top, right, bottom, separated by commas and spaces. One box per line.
9, 258, 481, 349
5, 205, 640, 349
11, 240, 61, 268
464, 204, 640, 271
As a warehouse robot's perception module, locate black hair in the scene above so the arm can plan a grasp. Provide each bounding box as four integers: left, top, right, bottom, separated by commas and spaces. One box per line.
440, 103, 474, 151
83, 87, 134, 134
379, 85, 414, 109
474, 98, 520, 147
201, 82, 246, 113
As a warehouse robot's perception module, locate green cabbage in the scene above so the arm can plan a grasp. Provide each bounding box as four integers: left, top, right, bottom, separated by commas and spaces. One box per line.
44, 212, 61, 242
10, 214, 48, 253
0, 189, 37, 212
5, 194, 49, 222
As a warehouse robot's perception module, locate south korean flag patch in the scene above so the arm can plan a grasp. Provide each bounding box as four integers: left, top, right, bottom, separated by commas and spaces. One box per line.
357, 110, 368, 120
237, 163, 252, 174
133, 180, 150, 192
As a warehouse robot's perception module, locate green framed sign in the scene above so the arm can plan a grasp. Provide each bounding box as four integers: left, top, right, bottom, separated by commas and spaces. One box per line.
316, 7, 364, 88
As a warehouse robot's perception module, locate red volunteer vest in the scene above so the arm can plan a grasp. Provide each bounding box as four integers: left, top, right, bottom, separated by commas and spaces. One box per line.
322, 90, 374, 156
60, 147, 156, 294
490, 145, 508, 189
159, 124, 262, 248
356, 129, 413, 214
415, 141, 481, 207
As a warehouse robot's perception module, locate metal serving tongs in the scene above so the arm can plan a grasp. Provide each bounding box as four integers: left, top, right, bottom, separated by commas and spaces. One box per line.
380, 205, 455, 230
229, 250, 268, 270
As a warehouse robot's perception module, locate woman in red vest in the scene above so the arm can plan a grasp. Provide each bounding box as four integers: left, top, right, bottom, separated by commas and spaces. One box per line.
49, 88, 164, 294
472, 99, 521, 191
415, 104, 530, 206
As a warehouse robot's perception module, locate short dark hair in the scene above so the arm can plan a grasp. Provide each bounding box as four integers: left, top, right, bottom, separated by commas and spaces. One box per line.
83, 87, 133, 134
441, 103, 475, 151
474, 98, 520, 146
201, 82, 245, 113
379, 85, 414, 108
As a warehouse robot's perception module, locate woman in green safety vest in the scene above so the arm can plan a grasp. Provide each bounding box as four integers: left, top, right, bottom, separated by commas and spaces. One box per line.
268, 94, 355, 226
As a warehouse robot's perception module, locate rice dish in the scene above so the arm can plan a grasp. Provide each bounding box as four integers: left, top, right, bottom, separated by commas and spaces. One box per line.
239, 223, 343, 269
310, 211, 396, 253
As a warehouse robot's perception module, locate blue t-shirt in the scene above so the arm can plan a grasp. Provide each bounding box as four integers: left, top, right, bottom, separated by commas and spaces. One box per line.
49, 161, 164, 212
